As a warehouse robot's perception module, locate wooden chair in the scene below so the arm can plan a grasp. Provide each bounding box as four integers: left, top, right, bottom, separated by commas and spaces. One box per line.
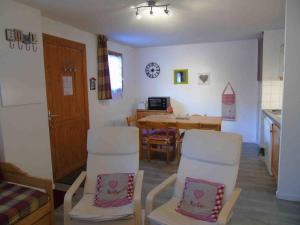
175, 122, 201, 164
126, 115, 137, 126
0, 162, 54, 225
144, 122, 178, 164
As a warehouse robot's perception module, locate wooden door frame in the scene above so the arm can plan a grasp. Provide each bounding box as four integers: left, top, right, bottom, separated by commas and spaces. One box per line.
43, 33, 89, 180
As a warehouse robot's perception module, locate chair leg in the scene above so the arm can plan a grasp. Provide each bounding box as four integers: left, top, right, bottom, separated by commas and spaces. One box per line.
177, 142, 182, 165
140, 142, 144, 161
147, 143, 151, 162
166, 144, 170, 164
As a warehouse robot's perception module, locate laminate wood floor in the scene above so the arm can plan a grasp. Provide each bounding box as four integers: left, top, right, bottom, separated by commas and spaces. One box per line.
54, 143, 300, 225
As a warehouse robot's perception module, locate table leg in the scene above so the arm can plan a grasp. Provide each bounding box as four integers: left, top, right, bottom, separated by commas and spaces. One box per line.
139, 128, 143, 160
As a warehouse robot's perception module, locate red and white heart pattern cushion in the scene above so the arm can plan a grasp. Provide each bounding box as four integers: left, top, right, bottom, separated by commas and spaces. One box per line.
176, 177, 225, 222
94, 173, 135, 208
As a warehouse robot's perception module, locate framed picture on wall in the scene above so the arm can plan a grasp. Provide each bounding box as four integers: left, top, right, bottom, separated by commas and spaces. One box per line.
174, 69, 188, 84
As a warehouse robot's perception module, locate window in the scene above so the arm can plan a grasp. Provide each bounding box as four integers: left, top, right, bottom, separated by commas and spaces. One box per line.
108, 51, 123, 98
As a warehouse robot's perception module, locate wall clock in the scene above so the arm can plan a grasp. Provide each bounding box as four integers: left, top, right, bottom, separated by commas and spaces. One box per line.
145, 62, 160, 78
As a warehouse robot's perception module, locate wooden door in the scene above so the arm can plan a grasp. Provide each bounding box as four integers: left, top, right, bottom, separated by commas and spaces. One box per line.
43, 34, 89, 180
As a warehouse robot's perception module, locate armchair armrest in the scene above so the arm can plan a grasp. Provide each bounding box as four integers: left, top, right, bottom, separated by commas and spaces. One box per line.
217, 187, 241, 225
64, 171, 86, 225
0, 162, 52, 193
134, 170, 144, 225
145, 173, 177, 221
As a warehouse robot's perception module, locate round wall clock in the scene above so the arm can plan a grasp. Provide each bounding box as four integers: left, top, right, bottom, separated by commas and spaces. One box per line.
145, 62, 160, 78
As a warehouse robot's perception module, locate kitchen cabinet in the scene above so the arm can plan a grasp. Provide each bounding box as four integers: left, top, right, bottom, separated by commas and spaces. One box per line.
271, 124, 280, 181
262, 111, 281, 184
263, 117, 273, 175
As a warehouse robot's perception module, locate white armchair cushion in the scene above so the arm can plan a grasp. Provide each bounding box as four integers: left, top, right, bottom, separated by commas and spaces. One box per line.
84, 154, 138, 194
69, 194, 133, 222
176, 177, 225, 222
182, 130, 242, 165
174, 157, 238, 202
148, 198, 216, 225
174, 131, 242, 202
94, 173, 135, 207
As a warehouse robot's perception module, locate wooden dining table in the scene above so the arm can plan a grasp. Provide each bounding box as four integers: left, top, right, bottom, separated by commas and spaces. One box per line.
137, 114, 222, 157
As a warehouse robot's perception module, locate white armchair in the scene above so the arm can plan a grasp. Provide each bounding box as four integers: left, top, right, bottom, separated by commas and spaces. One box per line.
146, 130, 242, 225
64, 127, 144, 225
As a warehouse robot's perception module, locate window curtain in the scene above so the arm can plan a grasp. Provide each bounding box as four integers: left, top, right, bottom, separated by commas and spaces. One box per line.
97, 35, 112, 100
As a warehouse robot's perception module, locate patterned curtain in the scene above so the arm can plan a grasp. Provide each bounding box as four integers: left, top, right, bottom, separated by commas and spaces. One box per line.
97, 35, 112, 100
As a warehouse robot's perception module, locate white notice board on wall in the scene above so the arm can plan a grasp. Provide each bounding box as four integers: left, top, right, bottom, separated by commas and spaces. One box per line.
0, 35, 46, 107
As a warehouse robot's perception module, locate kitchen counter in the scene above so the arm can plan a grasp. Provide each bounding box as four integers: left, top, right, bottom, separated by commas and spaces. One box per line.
263, 109, 281, 127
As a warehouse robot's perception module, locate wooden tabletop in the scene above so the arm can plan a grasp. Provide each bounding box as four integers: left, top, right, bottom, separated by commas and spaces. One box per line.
138, 114, 222, 125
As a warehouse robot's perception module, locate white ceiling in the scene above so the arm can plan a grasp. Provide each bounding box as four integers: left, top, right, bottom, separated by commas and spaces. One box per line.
16, 0, 285, 47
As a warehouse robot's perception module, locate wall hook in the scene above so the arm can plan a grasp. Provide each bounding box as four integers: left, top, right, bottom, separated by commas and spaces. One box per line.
17, 41, 23, 50
25, 44, 30, 51
9, 41, 14, 49
32, 44, 37, 52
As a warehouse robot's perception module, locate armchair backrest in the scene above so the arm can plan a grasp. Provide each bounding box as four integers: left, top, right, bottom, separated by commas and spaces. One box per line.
174, 130, 242, 201
84, 127, 139, 194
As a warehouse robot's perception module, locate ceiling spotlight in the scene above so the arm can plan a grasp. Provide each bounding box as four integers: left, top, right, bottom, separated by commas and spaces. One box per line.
136, 9, 142, 19
150, 7, 153, 15
164, 6, 169, 15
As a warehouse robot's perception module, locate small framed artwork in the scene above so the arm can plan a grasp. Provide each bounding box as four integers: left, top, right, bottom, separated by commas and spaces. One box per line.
174, 69, 188, 84
89, 77, 96, 90
198, 73, 211, 85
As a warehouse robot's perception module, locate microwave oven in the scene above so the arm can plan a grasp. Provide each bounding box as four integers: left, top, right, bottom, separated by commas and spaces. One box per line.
148, 97, 170, 110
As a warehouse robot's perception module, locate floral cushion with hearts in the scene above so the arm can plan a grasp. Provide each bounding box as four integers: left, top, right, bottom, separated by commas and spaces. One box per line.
94, 173, 135, 208
176, 177, 225, 222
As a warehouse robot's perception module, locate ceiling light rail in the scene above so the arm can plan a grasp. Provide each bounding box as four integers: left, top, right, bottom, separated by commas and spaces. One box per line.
134, 0, 171, 19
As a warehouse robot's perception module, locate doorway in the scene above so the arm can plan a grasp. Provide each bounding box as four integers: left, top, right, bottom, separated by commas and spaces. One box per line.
43, 34, 89, 180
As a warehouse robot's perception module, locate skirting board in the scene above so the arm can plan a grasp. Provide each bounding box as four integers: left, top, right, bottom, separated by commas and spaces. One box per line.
276, 191, 300, 202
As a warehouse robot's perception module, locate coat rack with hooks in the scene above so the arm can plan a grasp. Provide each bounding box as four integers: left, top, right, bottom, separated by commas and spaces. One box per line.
5, 29, 38, 52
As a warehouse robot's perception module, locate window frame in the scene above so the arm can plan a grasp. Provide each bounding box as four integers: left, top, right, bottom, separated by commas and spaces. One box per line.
108, 50, 123, 98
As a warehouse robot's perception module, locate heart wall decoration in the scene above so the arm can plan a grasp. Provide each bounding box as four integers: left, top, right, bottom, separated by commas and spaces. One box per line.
198, 73, 211, 85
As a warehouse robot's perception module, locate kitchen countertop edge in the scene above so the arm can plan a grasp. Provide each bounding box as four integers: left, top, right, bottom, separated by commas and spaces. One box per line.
263, 110, 281, 128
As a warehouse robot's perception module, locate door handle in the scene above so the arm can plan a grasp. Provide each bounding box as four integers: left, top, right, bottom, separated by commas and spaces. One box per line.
48, 111, 58, 129
48, 111, 58, 121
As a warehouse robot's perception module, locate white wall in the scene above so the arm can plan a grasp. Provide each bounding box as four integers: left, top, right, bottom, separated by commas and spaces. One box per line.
136, 40, 259, 142
277, 0, 300, 202
42, 17, 138, 128
0, 0, 53, 179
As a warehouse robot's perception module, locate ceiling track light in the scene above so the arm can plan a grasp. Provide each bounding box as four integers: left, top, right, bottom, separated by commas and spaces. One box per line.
133, 0, 171, 19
